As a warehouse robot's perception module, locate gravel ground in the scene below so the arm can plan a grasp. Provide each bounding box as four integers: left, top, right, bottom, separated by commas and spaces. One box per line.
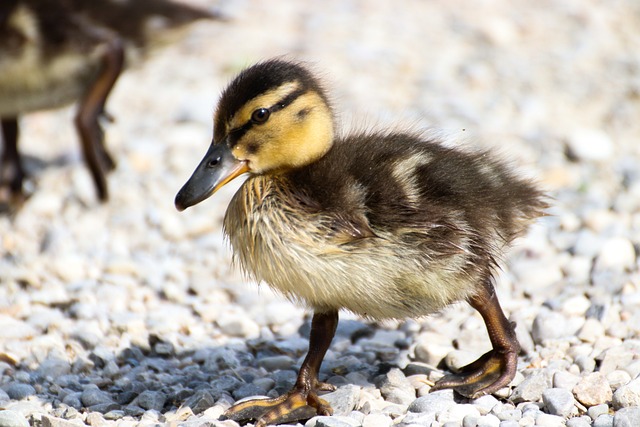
1, 1, 640, 426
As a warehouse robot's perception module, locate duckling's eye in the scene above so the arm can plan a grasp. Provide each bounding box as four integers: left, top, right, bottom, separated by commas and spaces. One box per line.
251, 108, 270, 124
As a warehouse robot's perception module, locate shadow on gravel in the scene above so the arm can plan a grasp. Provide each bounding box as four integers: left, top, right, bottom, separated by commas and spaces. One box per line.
0, 317, 462, 423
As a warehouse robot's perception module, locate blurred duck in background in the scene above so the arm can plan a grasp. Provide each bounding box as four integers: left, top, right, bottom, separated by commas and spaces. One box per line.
0, 0, 221, 211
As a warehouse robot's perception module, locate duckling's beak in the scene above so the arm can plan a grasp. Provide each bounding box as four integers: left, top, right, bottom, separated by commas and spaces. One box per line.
175, 143, 249, 211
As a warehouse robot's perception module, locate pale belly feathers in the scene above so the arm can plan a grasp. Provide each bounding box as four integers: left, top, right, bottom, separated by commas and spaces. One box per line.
224, 177, 479, 320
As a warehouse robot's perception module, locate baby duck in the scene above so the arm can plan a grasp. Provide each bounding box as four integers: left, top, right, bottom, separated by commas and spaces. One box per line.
175, 59, 547, 426
0, 0, 218, 209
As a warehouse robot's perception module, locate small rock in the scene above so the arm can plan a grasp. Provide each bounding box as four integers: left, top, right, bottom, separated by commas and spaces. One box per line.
593, 414, 615, 427
566, 415, 593, 427
323, 385, 360, 416
81, 386, 114, 407
607, 370, 631, 391
135, 390, 166, 411
542, 388, 576, 418
0, 410, 29, 427
588, 404, 610, 420
594, 238, 636, 272
4, 383, 36, 401
407, 390, 456, 415
312, 415, 361, 427
511, 370, 551, 403
85, 412, 105, 426
362, 413, 392, 427
612, 378, 640, 409
613, 406, 640, 427
577, 318, 605, 343
443, 350, 480, 372
180, 390, 216, 415
532, 310, 570, 344
471, 395, 500, 415
375, 368, 415, 406
553, 371, 580, 390
233, 383, 267, 401
566, 128, 614, 161
573, 372, 612, 407
535, 413, 565, 427
475, 413, 500, 427
257, 355, 295, 371
413, 332, 453, 366
436, 403, 480, 424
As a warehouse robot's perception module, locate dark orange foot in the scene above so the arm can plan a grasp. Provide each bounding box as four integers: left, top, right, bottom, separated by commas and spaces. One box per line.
430, 348, 517, 398
222, 382, 335, 427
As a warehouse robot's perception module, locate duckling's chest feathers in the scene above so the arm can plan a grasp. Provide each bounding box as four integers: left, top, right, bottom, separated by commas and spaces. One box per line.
223, 174, 481, 320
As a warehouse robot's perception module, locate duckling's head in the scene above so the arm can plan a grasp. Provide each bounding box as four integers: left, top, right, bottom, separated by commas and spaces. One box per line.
175, 59, 334, 210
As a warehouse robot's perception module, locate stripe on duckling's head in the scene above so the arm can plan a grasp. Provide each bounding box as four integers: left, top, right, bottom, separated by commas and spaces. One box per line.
214, 59, 330, 143
213, 60, 334, 174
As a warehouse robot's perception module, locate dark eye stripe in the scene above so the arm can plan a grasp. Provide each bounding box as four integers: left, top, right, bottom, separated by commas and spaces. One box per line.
228, 121, 253, 148
270, 88, 307, 113
227, 87, 307, 148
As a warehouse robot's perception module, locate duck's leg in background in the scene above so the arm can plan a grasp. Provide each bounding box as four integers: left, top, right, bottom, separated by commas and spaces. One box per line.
75, 34, 124, 201
223, 310, 339, 427
430, 278, 520, 398
0, 117, 25, 209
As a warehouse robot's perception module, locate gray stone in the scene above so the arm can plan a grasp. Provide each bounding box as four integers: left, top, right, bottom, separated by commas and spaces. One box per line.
613, 407, 640, 427
233, 383, 267, 401
375, 368, 415, 406
535, 413, 565, 427
613, 378, 640, 409
532, 311, 571, 343
496, 409, 521, 421
498, 421, 518, 427
573, 372, 612, 407
257, 355, 295, 371
4, 383, 35, 401
323, 385, 360, 416
472, 394, 500, 415
588, 404, 610, 420
362, 413, 392, 427
566, 128, 614, 161
542, 388, 576, 417
36, 358, 71, 379
436, 403, 480, 424
553, 371, 580, 390
510, 370, 551, 403
80, 385, 114, 407
475, 413, 500, 427
61, 392, 82, 409
135, 390, 167, 411
593, 414, 614, 427
0, 410, 29, 427
103, 410, 125, 420
407, 390, 456, 415
181, 390, 216, 415
566, 416, 592, 427
312, 415, 361, 427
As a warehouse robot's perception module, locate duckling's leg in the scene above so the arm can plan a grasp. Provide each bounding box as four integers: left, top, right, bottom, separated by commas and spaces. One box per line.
75, 36, 124, 201
430, 279, 519, 398
223, 310, 338, 427
0, 117, 26, 210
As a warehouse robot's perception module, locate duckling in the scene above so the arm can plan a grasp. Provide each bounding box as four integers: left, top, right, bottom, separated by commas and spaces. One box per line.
175, 59, 547, 426
0, 0, 219, 210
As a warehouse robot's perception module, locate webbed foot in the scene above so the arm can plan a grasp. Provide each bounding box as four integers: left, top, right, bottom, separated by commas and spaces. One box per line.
430, 347, 518, 398
223, 381, 335, 427
430, 278, 520, 398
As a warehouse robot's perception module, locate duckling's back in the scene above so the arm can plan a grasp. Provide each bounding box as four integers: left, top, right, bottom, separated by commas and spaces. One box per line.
226, 132, 546, 319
